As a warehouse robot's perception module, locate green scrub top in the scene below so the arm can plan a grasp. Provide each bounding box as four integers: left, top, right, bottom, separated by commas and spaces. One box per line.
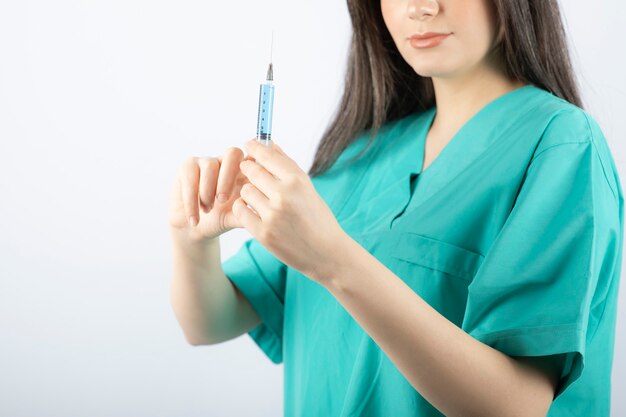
222, 84, 623, 416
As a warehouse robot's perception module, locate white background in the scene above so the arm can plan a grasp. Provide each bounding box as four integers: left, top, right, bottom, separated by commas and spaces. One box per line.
0, 0, 624, 415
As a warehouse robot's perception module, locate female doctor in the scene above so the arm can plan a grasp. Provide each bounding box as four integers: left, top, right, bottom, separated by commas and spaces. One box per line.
168, 0, 623, 416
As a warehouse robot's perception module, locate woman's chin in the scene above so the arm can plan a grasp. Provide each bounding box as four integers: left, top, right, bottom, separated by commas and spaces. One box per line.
410, 65, 453, 79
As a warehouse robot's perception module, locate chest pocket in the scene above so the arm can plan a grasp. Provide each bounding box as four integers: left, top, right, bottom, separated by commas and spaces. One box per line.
390, 232, 484, 282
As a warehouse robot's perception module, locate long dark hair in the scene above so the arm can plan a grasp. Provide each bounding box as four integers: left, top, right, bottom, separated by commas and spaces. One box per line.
308, 0, 583, 178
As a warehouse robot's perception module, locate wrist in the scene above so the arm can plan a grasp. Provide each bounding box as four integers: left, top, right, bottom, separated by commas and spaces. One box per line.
316, 232, 361, 292
170, 227, 219, 259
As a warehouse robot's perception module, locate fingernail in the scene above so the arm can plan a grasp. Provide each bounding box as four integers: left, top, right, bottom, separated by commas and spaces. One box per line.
188, 216, 197, 227
217, 193, 228, 202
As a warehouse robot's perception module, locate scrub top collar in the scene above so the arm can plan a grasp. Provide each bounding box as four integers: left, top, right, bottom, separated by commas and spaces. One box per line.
385, 84, 543, 230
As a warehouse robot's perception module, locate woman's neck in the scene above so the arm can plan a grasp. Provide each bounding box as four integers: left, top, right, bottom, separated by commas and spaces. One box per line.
429, 63, 527, 136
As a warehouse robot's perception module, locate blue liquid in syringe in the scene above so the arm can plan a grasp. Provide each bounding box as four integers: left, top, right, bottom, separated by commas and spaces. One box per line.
256, 63, 274, 147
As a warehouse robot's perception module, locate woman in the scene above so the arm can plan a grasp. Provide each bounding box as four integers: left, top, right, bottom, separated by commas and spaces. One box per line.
169, 0, 623, 416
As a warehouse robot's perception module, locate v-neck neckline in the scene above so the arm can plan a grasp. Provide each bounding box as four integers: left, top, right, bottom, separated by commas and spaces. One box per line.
385, 83, 544, 230
416, 83, 535, 179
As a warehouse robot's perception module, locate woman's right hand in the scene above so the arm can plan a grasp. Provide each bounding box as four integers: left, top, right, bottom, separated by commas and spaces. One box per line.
169, 145, 254, 243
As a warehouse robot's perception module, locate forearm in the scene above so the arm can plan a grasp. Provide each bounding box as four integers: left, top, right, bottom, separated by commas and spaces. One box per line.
169, 229, 258, 345
322, 236, 555, 417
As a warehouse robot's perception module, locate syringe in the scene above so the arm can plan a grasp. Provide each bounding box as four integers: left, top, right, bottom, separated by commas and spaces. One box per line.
256, 34, 275, 148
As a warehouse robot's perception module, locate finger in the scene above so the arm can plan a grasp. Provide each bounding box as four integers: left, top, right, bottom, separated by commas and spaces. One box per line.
243, 138, 287, 162
239, 159, 279, 200
215, 147, 245, 204
232, 197, 262, 236
239, 182, 270, 219
180, 158, 200, 226
244, 139, 296, 179
242, 137, 257, 161
197, 157, 220, 212
272, 142, 287, 157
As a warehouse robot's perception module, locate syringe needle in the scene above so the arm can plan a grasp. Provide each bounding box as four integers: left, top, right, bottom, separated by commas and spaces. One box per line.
270, 30, 274, 63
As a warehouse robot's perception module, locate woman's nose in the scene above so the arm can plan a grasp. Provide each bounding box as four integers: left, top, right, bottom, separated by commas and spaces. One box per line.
407, 0, 440, 21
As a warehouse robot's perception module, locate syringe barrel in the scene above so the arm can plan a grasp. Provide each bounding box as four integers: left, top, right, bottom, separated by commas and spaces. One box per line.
256, 82, 274, 146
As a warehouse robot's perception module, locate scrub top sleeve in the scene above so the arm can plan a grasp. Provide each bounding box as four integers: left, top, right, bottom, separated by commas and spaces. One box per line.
461, 140, 621, 399
222, 237, 287, 364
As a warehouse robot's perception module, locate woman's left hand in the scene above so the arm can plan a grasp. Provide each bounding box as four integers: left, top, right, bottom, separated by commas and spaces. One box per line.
233, 138, 347, 285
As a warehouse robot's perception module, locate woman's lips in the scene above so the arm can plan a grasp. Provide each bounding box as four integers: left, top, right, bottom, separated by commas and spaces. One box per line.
409, 33, 450, 49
